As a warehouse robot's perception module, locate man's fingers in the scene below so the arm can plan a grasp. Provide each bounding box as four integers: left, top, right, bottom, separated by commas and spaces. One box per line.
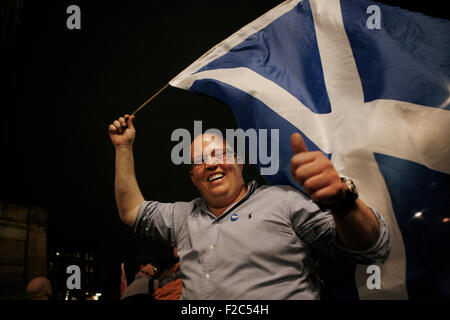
113, 120, 123, 134
125, 114, 135, 129
119, 117, 127, 128
310, 183, 343, 203
290, 152, 316, 170
303, 172, 334, 195
291, 155, 322, 182
109, 124, 117, 134
289, 133, 343, 201
109, 115, 135, 138
113, 120, 121, 127
291, 133, 308, 155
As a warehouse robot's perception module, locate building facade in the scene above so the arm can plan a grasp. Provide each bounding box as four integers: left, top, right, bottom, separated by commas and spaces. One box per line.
0, 201, 47, 299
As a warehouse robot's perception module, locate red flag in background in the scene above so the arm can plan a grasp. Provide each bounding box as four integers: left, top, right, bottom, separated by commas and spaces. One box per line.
120, 262, 127, 298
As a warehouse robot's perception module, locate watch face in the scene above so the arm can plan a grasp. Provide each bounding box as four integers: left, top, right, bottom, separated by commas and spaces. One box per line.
343, 178, 358, 200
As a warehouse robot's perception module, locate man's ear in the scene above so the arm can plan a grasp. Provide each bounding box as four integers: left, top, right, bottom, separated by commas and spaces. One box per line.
189, 170, 196, 185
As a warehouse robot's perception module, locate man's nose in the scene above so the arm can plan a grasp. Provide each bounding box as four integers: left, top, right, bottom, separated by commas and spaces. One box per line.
204, 155, 219, 169
205, 162, 218, 170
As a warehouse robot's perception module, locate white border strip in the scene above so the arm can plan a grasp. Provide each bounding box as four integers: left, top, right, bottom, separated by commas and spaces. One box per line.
169, 0, 302, 89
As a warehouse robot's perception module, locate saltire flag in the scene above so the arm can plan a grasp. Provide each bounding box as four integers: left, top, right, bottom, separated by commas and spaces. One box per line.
169, 0, 450, 299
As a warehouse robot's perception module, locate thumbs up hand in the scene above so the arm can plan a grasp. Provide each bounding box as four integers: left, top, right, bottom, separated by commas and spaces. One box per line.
290, 133, 344, 206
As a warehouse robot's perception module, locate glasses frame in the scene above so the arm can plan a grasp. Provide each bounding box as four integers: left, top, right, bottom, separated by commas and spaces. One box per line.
191, 148, 237, 170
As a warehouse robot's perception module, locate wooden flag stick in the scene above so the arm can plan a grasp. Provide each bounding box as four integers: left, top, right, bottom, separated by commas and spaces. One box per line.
131, 83, 170, 116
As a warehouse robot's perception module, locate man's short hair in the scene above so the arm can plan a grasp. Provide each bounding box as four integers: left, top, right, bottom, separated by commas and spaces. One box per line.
129, 255, 159, 276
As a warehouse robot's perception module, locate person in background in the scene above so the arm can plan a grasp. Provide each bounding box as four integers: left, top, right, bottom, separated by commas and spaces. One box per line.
26, 276, 52, 300
121, 255, 159, 301
153, 247, 182, 300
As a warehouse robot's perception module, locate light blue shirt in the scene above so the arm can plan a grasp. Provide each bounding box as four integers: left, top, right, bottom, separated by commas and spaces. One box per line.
133, 181, 390, 299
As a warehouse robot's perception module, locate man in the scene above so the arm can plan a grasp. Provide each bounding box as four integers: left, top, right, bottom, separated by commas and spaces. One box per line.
120, 255, 159, 301
26, 277, 52, 300
109, 114, 390, 299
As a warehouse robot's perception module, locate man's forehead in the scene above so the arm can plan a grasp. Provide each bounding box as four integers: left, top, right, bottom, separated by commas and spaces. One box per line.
191, 134, 229, 152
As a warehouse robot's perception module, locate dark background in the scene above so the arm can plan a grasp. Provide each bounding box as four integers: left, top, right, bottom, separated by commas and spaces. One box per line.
1, 0, 446, 299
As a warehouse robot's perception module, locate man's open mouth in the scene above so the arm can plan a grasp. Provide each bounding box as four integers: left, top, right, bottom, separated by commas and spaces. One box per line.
207, 172, 225, 182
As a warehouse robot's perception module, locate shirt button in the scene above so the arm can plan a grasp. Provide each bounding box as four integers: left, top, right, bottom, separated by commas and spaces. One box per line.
205, 273, 210, 279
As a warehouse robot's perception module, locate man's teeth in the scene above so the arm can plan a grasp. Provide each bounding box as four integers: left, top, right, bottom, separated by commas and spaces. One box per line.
208, 173, 225, 182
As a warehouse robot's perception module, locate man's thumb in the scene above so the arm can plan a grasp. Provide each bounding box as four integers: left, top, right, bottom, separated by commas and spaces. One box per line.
291, 133, 308, 154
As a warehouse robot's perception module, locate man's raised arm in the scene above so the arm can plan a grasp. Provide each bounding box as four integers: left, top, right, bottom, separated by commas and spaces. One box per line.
109, 114, 144, 227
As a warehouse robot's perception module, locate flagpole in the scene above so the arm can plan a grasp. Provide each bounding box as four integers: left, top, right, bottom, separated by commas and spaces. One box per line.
131, 83, 170, 116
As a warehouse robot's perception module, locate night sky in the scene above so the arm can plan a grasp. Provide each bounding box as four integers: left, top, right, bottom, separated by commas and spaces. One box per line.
2, 0, 445, 298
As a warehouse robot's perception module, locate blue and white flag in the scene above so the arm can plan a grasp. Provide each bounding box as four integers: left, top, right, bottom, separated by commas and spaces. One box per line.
170, 0, 450, 299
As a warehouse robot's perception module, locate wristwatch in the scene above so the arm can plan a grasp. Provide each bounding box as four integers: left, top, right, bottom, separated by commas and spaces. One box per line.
341, 177, 358, 201
323, 177, 359, 215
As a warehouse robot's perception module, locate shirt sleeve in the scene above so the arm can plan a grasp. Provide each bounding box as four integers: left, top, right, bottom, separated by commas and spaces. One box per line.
133, 200, 178, 245
289, 189, 391, 265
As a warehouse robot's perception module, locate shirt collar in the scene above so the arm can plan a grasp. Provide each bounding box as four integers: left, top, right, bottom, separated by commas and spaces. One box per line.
195, 180, 258, 218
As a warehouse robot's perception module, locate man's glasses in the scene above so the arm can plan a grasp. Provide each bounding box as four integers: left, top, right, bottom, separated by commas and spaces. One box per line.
191, 148, 236, 169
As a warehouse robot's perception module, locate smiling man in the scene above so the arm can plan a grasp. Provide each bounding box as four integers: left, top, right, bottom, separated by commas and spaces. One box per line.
109, 114, 391, 299
189, 133, 248, 217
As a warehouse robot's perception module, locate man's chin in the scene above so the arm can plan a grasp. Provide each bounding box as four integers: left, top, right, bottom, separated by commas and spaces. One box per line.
208, 185, 229, 196
202, 183, 230, 198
